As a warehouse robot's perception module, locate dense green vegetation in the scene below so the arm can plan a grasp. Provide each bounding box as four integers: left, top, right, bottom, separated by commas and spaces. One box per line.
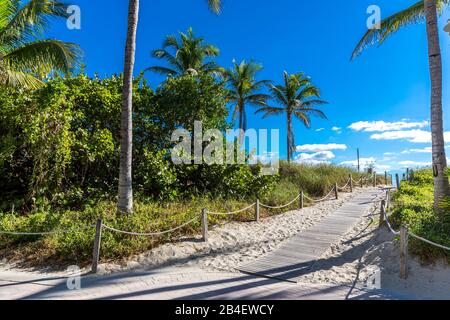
391, 169, 450, 263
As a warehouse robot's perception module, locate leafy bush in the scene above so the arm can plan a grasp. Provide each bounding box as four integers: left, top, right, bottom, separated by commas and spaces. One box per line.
390, 168, 450, 263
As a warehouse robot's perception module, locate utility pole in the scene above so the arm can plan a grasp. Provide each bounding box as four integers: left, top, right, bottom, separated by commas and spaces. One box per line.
357, 148, 360, 173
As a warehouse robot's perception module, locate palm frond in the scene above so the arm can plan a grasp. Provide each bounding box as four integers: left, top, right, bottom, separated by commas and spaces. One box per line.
1, 0, 69, 46
294, 112, 311, 128
3, 39, 80, 74
351, 0, 448, 59
0, 67, 43, 89
300, 107, 328, 120
255, 106, 284, 119
145, 66, 178, 76
207, 0, 222, 14
148, 27, 221, 77
269, 84, 288, 106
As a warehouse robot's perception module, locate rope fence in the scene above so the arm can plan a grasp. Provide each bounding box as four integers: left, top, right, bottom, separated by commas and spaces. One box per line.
0, 224, 96, 236
206, 203, 256, 216
379, 188, 450, 279
0, 173, 382, 274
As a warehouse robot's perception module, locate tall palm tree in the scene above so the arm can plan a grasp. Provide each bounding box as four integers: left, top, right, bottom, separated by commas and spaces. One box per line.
352, 0, 450, 211
117, 0, 222, 214
117, 0, 139, 214
147, 27, 223, 77
225, 60, 271, 132
256, 71, 328, 163
0, 0, 80, 89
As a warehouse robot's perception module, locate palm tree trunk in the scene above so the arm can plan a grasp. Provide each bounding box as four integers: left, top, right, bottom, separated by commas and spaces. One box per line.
238, 101, 244, 144
117, 0, 139, 214
287, 113, 292, 163
424, 0, 450, 213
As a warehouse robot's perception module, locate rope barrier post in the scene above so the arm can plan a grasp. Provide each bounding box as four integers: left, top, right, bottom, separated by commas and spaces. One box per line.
400, 225, 409, 279
373, 172, 376, 187
300, 191, 304, 209
379, 200, 386, 228
334, 183, 339, 200
202, 209, 208, 242
396, 173, 401, 190
255, 199, 260, 222
385, 171, 388, 186
91, 218, 103, 274
349, 174, 353, 193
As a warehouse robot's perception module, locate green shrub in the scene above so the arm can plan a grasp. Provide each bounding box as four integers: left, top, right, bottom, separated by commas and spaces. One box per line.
390, 168, 450, 263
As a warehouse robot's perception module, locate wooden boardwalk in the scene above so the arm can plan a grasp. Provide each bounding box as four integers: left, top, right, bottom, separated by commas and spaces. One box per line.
239, 189, 381, 283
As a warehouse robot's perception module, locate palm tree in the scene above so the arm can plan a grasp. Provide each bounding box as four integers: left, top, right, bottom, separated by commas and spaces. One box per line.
224, 60, 271, 132
147, 27, 223, 77
352, 0, 450, 211
117, 0, 139, 214
0, 0, 80, 89
256, 71, 328, 163
117, 0, 222, 214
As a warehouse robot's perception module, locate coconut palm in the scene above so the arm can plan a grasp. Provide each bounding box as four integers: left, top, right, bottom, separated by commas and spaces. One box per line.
225, 60, 271, 132
146, 27, 223, 77
256, 71, 328, 163
0, 0, 80, 89
117, 0, 222, 214
351, 0, 450, 211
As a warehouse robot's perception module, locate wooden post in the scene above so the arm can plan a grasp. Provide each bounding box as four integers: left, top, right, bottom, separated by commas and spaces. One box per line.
373, 172, 377, 187
400, 225, 408, 279
406, 168, 409, 182
92, 218, 103, 274
379, 200, 386, 227
334, 183, 339, 200
255, 199, 260, 222
396, 173, 400, 190
299, 191, 304, 209
384, 171, 388, 185
202, 209, 208, 242
349, 174, 353, 193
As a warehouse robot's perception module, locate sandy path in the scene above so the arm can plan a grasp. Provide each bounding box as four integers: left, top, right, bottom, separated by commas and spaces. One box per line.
99, 187, 370, 274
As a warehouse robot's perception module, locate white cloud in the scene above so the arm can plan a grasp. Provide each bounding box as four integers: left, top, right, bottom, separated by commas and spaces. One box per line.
340, 157, 391, 172
252, 152, 279, 164
398, 160, 431, 167
339, 157, 376, 168
295, 151, 335, 164
315, 128, 325, 132
348, 120, 429, 132
369, 129, 449, 143
332, 126, 342, 134
296, 143, 347, 152
402, 147, 432, 154
375, 164, 392, 171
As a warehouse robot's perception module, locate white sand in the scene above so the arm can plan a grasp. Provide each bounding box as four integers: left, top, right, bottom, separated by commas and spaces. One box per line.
2, 186, 450, 299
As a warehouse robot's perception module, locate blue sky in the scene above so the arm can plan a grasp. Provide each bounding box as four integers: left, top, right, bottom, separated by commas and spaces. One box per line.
47, 0, 450, 173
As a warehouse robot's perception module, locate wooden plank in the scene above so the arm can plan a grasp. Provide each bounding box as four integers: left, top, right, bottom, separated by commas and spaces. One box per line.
239, 189, 380, 283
